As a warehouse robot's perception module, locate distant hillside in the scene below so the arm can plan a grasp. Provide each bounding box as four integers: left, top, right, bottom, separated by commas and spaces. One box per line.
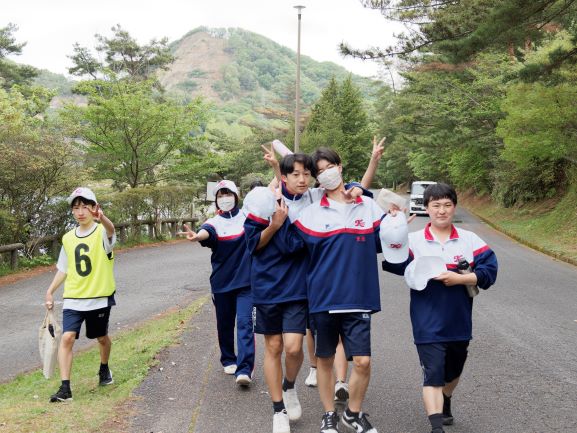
27, 27, 384, 139
160, 27, 383, 138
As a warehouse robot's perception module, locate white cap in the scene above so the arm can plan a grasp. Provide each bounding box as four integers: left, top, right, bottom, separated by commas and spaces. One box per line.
67, 187, 97, 205
379, 212, 409, 263
242, 187, 276, 220
213, 180, 239, 197
404, 256, 447, 291
376, 188, 407, 212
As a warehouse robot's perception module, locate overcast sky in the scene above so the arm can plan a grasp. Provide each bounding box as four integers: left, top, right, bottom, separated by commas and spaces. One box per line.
3, 0, 403, 79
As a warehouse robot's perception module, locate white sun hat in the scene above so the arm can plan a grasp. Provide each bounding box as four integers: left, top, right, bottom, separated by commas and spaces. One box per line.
67, 187, 97, 204
379, 212, 409, 263
242, 186, 276, 220
404, 256, 447, 291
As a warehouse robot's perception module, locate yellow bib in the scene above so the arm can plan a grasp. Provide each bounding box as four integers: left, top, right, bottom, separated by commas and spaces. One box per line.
62, 225, 115, 299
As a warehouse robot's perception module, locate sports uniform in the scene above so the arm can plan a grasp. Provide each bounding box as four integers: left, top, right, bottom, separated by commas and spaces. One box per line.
382, 222, 498, 385
199, 204, 255, 379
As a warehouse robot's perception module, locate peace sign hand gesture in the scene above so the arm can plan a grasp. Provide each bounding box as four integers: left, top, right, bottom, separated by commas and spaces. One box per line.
261, 143, 279, 168
177, 224, 201, 242
371, 136, 386, 162
88, 204, 103, 222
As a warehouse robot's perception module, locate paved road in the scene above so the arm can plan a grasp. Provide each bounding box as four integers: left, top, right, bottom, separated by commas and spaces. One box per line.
128, 207, 577, 433
3, 208, 577, 432
0, 240, 212, 382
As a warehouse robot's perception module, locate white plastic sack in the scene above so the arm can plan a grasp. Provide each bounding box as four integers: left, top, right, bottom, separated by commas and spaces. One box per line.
38, 309, 62, 379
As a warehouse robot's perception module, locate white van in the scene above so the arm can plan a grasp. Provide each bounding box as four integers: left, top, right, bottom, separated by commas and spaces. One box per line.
409, 181, 437, 214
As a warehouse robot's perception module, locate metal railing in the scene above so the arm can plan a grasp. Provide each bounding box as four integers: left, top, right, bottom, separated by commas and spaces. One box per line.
0, 217, 197, 271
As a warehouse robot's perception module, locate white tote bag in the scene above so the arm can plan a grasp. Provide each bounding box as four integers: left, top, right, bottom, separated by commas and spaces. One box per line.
38, 309, 62, 379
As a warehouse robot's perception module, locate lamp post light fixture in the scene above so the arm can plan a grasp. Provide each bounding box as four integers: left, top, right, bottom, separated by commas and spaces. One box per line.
294, 5, 305, 152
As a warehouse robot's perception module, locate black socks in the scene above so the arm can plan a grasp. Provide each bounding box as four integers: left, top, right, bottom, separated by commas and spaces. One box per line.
273, 400, 286, 413
429, 413, 444, 430
282, 377, 295, 391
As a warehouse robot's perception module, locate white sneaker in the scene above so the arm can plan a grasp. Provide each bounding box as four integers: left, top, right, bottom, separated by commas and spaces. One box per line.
282, 388, 302, 421
334, 380, 349, 401
235, 374, 252, 386
223, 364, 237, 375
304, 367, 317, 387
273, 409, 290, 433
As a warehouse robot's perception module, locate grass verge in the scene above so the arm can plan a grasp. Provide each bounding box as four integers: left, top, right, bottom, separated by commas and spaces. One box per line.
461, 185, 577, 265
0, 295, 209, 433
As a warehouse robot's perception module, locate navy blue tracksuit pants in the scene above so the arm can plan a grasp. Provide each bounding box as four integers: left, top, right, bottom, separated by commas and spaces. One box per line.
212, 286, 255, 376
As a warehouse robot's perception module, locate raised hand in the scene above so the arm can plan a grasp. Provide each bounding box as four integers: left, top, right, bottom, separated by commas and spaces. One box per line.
177, 224, 201, 242
261, 143, 279, 168
371, 136, 386, 161
88, 204, 103, 222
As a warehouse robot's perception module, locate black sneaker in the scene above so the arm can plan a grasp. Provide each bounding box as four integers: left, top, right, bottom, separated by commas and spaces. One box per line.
320, 411, 340, 433
442, 394, 453, 425
341, 409, 377, 433
49, 385, 72, 402
98, 367, 114, 386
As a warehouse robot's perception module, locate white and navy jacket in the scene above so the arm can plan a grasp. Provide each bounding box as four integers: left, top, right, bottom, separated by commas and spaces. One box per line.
199, 207, 251, 294
294, 195, 384, 314
382, 223, 498, 344
245, 182, 373, 305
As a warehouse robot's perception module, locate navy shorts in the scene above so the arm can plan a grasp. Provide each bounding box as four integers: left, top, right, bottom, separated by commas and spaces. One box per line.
63, 307, 111, 340
254, 300, 308, 335
416, 341, 470, 386
310, 312, 372, 360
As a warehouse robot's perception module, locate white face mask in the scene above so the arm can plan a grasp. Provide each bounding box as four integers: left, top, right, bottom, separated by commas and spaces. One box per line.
217, 196, 236, 212
317, 166, 342, 191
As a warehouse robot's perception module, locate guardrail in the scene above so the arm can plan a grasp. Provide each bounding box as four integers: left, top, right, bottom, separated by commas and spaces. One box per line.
0, 217, 197, 271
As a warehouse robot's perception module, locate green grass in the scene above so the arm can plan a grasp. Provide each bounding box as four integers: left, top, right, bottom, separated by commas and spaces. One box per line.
0, 255, 56, 278
0, 295, 209, 433
462, 184, 577, 264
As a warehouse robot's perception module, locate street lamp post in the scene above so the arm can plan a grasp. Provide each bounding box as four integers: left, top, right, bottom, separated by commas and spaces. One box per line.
294, 5, 305, 153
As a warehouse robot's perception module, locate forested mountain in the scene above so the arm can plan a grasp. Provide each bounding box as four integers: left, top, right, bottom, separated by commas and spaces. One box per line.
159, 27, 381, 138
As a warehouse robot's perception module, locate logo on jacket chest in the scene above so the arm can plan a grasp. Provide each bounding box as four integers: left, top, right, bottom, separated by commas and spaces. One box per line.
354, 219, 365, 227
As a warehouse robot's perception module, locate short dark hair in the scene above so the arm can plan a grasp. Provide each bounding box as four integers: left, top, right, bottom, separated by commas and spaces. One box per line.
310, 148, 341, 178
249, 180, 264, 190
424, 183, 458, 207
280, 153, 314, 176
71, 197, 96, 208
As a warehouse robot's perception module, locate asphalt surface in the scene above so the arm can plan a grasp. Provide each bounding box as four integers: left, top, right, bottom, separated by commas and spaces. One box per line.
0, 240, 212, 382
2, 208, 577, 432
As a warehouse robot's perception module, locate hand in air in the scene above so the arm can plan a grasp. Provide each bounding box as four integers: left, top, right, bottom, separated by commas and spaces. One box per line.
371, 136, 386, 161
177, 224, 201, 242
261, 143, 279, 168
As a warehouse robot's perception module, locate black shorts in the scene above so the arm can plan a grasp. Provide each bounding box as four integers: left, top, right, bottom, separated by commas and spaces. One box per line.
310, 312, 372, 361
253, 301, 308, 335
416, 341, 470, 386
62, 307, 111, 339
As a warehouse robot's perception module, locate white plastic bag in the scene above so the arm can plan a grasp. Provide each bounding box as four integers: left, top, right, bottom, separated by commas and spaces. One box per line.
38, 309, 62, 379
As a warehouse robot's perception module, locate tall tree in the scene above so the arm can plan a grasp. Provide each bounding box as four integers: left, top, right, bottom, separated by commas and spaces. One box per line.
62, 78, 207, 189
301, 76, 372, 181
68, 25, 174, 81
0, 23, 38, 89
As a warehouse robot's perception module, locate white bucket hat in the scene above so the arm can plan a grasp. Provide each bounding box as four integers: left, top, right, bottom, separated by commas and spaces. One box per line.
404, 256, 447, 291
243, 187, 276, 220
213, 180, 239, 197
379, 212, 409, 263
67, 187, 97, 205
